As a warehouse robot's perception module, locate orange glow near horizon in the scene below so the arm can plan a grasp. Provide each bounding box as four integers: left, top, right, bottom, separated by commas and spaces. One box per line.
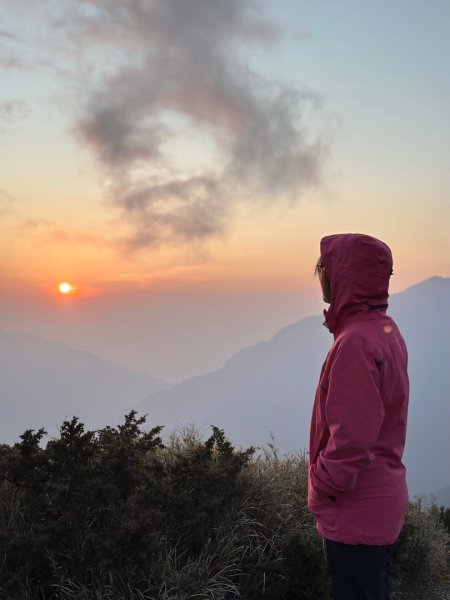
1, 1, 449, 315
0, 194, 448, 302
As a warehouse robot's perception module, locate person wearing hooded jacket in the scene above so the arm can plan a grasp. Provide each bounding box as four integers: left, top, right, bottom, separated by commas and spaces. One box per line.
308, 233, 409, 600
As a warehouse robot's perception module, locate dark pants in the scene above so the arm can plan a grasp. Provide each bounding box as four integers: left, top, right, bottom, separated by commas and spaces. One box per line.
324, 538, 395, 600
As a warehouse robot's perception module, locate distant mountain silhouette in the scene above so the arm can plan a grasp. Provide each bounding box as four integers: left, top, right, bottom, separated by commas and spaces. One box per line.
0, 330, 168, 444
138, 277, 450, 500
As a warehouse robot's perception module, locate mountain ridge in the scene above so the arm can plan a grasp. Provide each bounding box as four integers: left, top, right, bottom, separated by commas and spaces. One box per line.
138, 276, 450, 499
0, 327, 170, 383
0, 329, 169, 444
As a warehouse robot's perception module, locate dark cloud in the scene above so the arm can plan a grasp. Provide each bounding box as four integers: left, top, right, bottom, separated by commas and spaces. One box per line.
117, 175, 226, 249
4, 1, 326, 249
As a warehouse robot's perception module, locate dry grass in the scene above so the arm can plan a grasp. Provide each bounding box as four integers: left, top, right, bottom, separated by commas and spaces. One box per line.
0, 428, 448, 599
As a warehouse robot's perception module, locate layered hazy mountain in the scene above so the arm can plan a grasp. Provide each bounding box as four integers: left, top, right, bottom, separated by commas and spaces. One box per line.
2, 277, 448, 501
0, 330, 168, 444
138, 277, 450, 499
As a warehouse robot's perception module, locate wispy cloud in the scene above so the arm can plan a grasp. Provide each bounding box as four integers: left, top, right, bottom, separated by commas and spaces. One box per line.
0, 100, 28, 129
0, 23, 28, 69
21, 219, 106, 249
0, 189, 15, 215
2, 1, 326, 250
69, 0, 325, 249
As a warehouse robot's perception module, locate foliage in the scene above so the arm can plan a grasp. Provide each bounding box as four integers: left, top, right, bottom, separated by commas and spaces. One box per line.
0, 415, 448, 599
0, 415, 255, 599
435, 504, 450, 534
393, 497, 450, 585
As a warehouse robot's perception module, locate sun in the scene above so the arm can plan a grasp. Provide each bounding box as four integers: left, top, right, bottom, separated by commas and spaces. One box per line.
58, 281, 75, 295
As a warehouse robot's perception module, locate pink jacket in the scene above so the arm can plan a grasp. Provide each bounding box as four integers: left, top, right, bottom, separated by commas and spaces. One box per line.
308, 234, 409, 545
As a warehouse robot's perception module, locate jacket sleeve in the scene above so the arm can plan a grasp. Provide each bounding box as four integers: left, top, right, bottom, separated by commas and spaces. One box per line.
310, 338, 385, 497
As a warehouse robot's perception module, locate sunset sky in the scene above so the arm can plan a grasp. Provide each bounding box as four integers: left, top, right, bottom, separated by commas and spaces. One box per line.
1, 1, 449, 380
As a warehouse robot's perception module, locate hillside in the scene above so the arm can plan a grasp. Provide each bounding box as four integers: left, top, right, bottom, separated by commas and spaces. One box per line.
138, 277, 450, 499
0, 329, 169, 443
1, 418, 448, 598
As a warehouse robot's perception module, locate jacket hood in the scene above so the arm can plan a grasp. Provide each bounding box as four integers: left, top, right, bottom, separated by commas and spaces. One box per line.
321, 233, 393, 334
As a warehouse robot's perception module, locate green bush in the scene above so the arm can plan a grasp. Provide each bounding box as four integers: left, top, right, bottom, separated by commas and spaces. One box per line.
0, 414, 256, 599
0, 415, 448, 599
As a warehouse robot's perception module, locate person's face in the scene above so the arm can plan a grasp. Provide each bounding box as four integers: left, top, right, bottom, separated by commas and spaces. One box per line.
317, 259, 331, 304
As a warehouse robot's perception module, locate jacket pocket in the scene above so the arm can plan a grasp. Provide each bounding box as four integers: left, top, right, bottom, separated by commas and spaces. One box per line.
308, 486, 339, 530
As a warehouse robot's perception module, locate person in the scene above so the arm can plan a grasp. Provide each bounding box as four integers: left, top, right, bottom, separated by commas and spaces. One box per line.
308, 233, 409, 600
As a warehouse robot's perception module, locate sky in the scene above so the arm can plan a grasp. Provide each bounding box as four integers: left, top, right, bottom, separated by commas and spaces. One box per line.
1, 0, 449, 381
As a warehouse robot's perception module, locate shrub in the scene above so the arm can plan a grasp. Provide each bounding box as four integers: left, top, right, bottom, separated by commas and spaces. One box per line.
0, 416, 448, 599
394, 496, 450, 584
434, 504, 450, 534
0, 414, 254, 598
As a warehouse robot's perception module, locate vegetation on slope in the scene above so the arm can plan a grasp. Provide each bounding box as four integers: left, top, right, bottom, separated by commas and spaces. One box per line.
0, 413, 448, 599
